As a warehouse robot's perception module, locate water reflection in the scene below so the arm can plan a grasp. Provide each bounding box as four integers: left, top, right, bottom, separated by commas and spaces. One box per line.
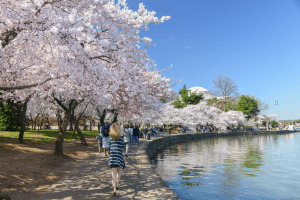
150, 133, 300, 200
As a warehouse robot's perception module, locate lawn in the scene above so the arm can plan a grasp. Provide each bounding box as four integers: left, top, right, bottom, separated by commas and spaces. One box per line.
0, 129, 100, 200
0, 129, 99, 146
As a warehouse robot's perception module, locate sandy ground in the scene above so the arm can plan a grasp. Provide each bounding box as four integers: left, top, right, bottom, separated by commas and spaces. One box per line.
0, 134, 100, 200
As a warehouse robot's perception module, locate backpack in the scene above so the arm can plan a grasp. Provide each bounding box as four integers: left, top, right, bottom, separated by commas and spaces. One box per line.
103, 125, 110, 137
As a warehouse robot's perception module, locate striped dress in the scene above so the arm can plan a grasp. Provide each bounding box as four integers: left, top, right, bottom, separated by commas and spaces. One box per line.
108, 137, 126, 170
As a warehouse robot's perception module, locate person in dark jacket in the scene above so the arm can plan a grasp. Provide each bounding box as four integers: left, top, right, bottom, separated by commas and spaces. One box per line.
132, 126, 140, 145
101, 122, 110, 156
109, 123, 125, 197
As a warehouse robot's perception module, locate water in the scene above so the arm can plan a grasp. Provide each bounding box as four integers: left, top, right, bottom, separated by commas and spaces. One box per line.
150, 133, 300, 200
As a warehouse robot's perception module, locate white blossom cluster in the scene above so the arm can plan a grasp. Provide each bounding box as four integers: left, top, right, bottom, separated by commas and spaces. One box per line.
0, 0, 172, 117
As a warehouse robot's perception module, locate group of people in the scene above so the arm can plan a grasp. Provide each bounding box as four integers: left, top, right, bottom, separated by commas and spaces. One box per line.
95, 122, 166, 197
96, 122, 137, 197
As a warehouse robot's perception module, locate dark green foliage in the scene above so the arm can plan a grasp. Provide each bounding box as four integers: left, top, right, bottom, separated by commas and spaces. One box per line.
185, 92, 204, 105
271, 120, 278, 127
224, 101, 235, 112
0, 99, 21, 131
172, 97, 186, 108
160, 98, 166, 103
172, 84, 204, 108
237, 95, 260, 120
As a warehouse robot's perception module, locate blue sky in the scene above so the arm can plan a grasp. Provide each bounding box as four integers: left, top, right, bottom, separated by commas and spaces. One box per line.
126, 0, 300, 120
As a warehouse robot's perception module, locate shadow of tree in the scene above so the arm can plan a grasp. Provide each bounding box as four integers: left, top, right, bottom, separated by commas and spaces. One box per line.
38, 139, 180, 200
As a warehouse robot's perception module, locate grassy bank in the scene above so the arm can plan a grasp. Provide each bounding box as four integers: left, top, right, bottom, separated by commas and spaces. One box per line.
0, 129, 99, 147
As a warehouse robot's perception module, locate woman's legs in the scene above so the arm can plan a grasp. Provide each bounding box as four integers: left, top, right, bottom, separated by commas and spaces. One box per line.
116, 167, 121, 188
111, 168, 117, 192
125, 143, 129, 156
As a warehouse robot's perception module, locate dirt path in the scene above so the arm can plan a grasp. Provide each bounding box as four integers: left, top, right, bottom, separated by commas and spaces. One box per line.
0, 136, 99, 200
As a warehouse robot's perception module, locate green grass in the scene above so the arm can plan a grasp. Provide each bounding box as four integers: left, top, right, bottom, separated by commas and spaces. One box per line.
0, 129, 99, 144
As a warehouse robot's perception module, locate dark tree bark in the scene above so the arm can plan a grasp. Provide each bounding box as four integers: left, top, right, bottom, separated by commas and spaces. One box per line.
89, 120, 92, 131
73, 119, 87, 145
112, 112, 118, 124
29, 113, 34, 130
17, 95, 32, 143
33, 113, 40, 130
53, 99, 75, 155
69, 120, 74, 131
37, 117, 40, 134
96, 108, 106, 127
70, 102, 88, 145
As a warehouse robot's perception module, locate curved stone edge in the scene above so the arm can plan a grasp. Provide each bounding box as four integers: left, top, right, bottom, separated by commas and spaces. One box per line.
135, 130, 296, 199
135, 140, 180, 200
146, 130, 296, 159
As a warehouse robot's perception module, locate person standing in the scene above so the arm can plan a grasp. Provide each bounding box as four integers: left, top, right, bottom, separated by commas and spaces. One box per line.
169, 127, 171, 135
96, 131, 102, 153
143, 127, 148, 138
109, 123, 126, 197
128, 126, 133, 144
122, 124, 130, 157
155, 128, 158, 138
160, 126, 163, 132
101, 121, 110, 156
132, 126, 140, 144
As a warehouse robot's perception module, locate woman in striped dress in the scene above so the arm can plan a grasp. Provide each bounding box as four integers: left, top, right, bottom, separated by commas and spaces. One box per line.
109, 123, 126, 197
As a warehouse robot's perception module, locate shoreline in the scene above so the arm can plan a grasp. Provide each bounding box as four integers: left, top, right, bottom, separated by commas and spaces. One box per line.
135, 130, 296, 200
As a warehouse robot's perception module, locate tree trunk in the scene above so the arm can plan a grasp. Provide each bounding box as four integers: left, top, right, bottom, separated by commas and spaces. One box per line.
72, 129, 76, 137
69, 120, 74, 131
89, 120, 92, 131
74, 119, 87, 146
53, 100, 75, 155
37, 118, 40, 134
98, 109, 106, 127
18, 96, 31, 144
112, 112, 118, 124
30, 114, 34, 130
34, 114, 39, 130
46, 117, 50, 129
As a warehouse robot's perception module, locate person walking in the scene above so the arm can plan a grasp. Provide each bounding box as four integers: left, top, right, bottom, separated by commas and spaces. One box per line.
160, 126, 164, 132
132, 126, 140, 145
143, 127, 148, 138
122, 124, 130, 157
96, 131, 102, 153
128, 126, 133, 144
154, 127, 158, 138
101, 121, 110, 156
109, 123, 126, 197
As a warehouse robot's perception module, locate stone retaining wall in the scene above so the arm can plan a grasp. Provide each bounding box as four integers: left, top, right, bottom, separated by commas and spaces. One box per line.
146, 130, 295, 159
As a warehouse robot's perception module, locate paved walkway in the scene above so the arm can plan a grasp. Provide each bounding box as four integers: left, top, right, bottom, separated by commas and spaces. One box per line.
38, 138, 179, 200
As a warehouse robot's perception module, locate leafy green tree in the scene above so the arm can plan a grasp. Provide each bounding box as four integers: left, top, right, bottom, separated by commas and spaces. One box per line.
185, 92, 203, 105
224, 101, 236, 112
0, 99, 21, 131
236, 95, 260, 120
172, 84, 204, 108
160, 98, 166, 103
271, 120, 278, 127
172, 97, 186, 108
178, 84, 189, 103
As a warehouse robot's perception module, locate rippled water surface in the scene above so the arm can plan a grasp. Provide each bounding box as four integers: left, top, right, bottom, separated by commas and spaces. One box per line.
150, 133, 300, 200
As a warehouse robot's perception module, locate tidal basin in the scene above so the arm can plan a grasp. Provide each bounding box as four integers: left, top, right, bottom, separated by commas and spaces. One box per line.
150, 132, 300, 200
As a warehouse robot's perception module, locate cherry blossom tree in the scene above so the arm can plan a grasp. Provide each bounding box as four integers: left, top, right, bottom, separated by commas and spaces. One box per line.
1, 0, 174, 154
